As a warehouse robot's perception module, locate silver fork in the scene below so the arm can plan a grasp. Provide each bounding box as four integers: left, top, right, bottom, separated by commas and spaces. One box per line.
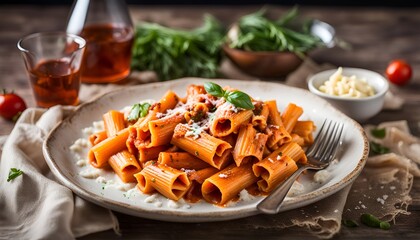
257, 119, 344, 214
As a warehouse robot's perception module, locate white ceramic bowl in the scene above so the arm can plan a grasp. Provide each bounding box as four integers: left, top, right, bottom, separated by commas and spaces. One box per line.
308, 68, 389, 122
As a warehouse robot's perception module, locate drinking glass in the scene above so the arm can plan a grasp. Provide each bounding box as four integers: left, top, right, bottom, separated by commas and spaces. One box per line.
17, 32, 86, 108
66, 0, 134, 83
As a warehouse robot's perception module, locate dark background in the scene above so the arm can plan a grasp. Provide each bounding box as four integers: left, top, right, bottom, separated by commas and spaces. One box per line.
1, 0, 419, 7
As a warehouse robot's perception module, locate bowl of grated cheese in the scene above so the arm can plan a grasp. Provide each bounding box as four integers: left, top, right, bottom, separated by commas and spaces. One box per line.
307, 67, 389, 122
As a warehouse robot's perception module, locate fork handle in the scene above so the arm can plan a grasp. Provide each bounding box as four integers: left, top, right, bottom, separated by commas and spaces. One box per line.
257, 165, 311, 214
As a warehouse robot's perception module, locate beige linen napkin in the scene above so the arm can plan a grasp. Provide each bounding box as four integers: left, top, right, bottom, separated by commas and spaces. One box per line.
0, 106, 118, 240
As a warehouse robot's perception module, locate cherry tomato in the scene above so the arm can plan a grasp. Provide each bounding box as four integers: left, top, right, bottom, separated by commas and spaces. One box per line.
0, 90, 27, 121
386, 59, 412, 86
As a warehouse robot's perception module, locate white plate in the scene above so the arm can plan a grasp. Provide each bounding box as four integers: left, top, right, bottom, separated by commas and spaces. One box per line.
43, 78, 368, 222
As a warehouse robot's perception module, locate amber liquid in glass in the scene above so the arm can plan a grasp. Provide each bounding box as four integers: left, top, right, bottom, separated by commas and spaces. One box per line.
80, 24, 134, 83
29, 60, 80, 108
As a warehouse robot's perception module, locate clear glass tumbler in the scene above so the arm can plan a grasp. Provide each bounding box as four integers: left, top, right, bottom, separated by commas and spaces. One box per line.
17, 32, 86, 108
66, 0, 134, 84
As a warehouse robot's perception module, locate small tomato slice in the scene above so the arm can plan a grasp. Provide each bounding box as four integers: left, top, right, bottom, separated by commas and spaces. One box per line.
0, 90, 27, 121
386, 59, 412, 86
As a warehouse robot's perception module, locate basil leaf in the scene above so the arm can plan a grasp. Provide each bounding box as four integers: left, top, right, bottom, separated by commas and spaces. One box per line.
204, 82, 254, 110
226, 91, 255, 110
204, 82, 225, 97
7, 168, 23, 182
369, 141, 390, 156
371, 128, 386, 139
128, 103, 151, 121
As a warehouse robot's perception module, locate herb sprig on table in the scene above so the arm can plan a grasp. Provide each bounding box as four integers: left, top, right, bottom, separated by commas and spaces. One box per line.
228, 8, 323, 57
131, 15, 225, 81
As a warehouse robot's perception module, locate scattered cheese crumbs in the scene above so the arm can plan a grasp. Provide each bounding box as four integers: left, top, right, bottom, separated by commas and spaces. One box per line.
82, 127, 94, 136
154, 201, 163, 207
168, 200, 181, 209
219, 173, 228, 178
361, 204, 367, 209
376, 197, 385, 205
79, 168, 102, 179
125, 188, 139, 198
70, 138, 89, 152
96, 176, 107, 184
185, 122, 204, 139
334, 209, 339, 213
314, 169, 331, 184
383, 195, 389, 200
239, 189, 255, 201
145, 194, 158, 203
182, 168, 196, 175
276, 155, 281, 160
76, 159, 87, 167
390, 186, 396, 190
92, 121, 104, 131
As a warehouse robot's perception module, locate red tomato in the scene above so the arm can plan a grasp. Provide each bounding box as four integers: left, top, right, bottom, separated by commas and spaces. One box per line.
386, 59, 412, 86
0, 90, 27, 121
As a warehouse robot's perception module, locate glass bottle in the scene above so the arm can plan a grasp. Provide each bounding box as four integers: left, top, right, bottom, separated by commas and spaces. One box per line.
66, 0, 134, 83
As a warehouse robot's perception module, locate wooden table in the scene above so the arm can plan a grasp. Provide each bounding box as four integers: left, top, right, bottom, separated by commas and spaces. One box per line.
1, 4, 419, 239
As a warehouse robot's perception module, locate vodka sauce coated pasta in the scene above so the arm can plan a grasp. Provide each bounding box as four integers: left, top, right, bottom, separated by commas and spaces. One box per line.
85, 83, 316, 206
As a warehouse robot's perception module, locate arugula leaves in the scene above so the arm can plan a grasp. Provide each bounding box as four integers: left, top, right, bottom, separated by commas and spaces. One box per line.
371, 128, 386, 139
7, 168, 23, 182
369, 141, 390, 156
128, 103, 151, 121
204, 82, 254, 110
131, 15, 225, 81
229, 8, 323, 57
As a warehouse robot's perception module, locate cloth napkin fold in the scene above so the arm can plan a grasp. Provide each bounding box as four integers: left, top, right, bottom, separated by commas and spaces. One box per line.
0, 57, 417, 239
0, 106, 118, 240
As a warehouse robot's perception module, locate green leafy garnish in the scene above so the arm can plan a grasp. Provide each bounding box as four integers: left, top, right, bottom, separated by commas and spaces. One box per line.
379, 221, 391, 230
229, 7, 323, 57
204, 82, 254, 110
7, 168, 23, 182
131, 15, 225, 81
342, 219, 359, 228
371, 128, 386, 139
128, 103, 151, 121
361, 213, 390, 230
369, 141, 390, 156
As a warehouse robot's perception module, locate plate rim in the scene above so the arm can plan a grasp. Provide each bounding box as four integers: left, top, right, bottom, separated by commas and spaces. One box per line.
42, 77, 369, 222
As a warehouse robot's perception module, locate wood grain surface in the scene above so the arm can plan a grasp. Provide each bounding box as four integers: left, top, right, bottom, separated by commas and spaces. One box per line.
0, 5, 419, 239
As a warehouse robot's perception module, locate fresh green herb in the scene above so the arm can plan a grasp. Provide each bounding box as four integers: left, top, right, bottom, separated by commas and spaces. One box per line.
229, 7, 323, 57
226, 91, 255, 110
369, 141, 390, 156
342, 219, 359, 228
361, 213, 380, 228
7, 168, 23, 182
204, 82, 254, 110
371, 128, 386, 139
128, 103, 151, 121
204, 82, 225, 97
361, 213, 390, 230
131, 15, 225, 81
379, 221, 391, 230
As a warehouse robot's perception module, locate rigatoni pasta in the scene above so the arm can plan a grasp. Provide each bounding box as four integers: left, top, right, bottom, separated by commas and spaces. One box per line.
86, 83, 316, 206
